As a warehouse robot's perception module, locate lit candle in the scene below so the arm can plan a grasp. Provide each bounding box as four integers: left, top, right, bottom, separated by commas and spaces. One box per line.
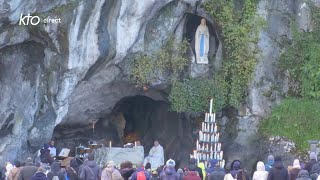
214, 124, 218, 133
202, 122, 204, 131
220, 151, 223, 159
196, 140, 199, 150
210, 145, 213, 152
211, 124, 214, 133
206, 144, 209, 151
135, 141, 137, 148
214, 152, 217, 159
222, 160, 225, 169
210, 99, 213, 114
217, 133, 220, 142
218, 143, 221, 152
109, 141, 112, 148
214, 113, 216, 123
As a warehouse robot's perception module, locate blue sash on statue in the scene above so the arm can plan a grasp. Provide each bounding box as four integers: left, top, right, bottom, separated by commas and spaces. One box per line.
200, 34, 205, 57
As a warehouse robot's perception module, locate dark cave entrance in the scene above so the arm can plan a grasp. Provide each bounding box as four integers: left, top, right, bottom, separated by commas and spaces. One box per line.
184, 13, 219, 58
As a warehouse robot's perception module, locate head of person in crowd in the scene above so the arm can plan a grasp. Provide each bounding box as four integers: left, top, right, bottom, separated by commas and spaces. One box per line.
297, 170, 310, 179
49, 140, 55, 147
106, 161, 115, 173
293, 159, 301, 169
145, 163, 151, 170
256, 161, 265, 171
231, 160, 241, 171
310, 152, 317, 160
120, 161, 133, 169
14, 161, 21, 168
88, 153, 95, 161
268, 155, 274, 165
166, 159, 176, 168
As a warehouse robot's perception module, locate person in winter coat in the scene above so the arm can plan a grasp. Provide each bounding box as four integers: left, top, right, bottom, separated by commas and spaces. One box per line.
206, 159, 218, 176
184, 165, 201, 180
79, 154, 102, 180
208, 163, 225, 180
47, 161, 65, 180
66, 158, 78, 180
177, 169, 184, 180
223, 163, 233, 180
267, 156, 289, 180
5, 163, 14, 180
296, 170, 311, 180
17, 158, 38, 180
101, 161, 123, 180
265, 156, 274, 172
29, 167, 48, 180
40, 144, 54, 165
197, 162, 206, 180
129, 164, 151, 180
7, 161, 22, 180
230, 160, 249, 180
189, 159, 203, 180
310, 164, 320, 180
160, 159, 180, 180
252, 161, 268, 180
289, 159, 301, 180
119, 161, 135, 180
305, 152, 318, 174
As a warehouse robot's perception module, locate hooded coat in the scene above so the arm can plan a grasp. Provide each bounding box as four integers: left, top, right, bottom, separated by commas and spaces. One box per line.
230, 160, 249, 180
79, 160, 102, 180
160, 166, 180, 180
130, 168, 151, 180
267, 157, 289, 180
296, 170, 311, 180
206, 160, 218, 175
305, 160, 318, 174
208, 168, 225, 180
47, 161, 66, 180
265, 156, 274, 172
197, 163, 206, 180
253, 162, 268, 180
101, 166, 122, 180
310, 164, 320, 180
184, 171, 201, 180
29, 172, 48, 180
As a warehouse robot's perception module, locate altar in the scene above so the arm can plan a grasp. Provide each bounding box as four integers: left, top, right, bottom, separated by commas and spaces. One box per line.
93, 146, 144, 166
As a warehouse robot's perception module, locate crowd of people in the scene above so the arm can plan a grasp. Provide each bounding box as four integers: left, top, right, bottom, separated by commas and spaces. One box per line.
1, 151, 320, 180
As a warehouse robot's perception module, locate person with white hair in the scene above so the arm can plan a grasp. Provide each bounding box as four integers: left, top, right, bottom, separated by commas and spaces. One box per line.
101, 161, 122, 180
160, 159, 179, 180
252, 161, 268, 180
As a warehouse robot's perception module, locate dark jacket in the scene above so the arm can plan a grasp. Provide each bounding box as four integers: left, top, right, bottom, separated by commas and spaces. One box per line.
296, 170, 311, 180
305, 160, 318, 174
183, 171, 201, 180
206, 160, 218, 175
310, 164, 320, 180
120, 168, 135, 180
17, 163, 38, 180
267, 160, 289, 180
160, 166, 179, 180
130, 168, 151, 180
29, 172, 48, 180
40, 149, 54, 165
208, 168, 225, 180
79, 160, 102, 180
289, 168, 300, 180
47, 161, 66, 180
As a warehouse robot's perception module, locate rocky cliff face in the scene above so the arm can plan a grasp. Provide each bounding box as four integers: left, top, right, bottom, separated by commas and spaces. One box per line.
0, 0, 318, 169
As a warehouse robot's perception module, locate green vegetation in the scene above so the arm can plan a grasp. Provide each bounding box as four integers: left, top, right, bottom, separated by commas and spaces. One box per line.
203, 0, 264, 108
261, 98, 320, 151
130, 36, 189, 87
262, 1, 320, 151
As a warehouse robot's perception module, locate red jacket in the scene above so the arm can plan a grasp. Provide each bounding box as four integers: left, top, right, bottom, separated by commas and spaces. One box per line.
183, 171, 201, 180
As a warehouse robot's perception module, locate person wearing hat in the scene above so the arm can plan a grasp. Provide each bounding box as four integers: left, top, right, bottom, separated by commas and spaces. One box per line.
29, 167, 48, 180
305, 152, 318, 174
252, 161, 268, 180
189, 158, 203, 180
101, 161, 122, 180
289, 159, 301, 180
267, 156, 289, 180
296, 170, 311, 180
265, 155, 274, 172
160, 159, 179, 180
309, 164, 320, 180
208, 163, 225, 180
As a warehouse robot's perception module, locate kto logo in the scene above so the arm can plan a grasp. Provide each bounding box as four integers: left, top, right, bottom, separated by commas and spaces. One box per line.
19, 14, 40, 25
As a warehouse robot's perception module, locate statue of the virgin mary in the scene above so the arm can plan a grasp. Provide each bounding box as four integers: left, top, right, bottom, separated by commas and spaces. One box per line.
195, 18, 209, 64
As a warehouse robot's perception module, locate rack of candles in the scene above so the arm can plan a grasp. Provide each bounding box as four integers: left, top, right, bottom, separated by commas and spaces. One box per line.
191, 99, 225, 169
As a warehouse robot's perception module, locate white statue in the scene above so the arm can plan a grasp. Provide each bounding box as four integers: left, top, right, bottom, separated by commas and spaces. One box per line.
195, 18, 210, 64
143, 140, 164, 169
